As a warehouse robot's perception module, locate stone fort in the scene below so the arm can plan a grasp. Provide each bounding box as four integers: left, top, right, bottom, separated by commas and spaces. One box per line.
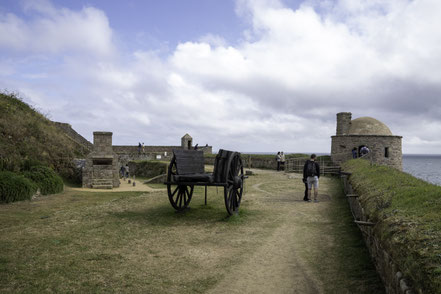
331, 112, 402, 170
53, 122, 212, 188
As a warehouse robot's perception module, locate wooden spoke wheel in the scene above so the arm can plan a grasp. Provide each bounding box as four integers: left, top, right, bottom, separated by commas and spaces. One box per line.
167, 156, 193, 211
224, 153, 244, 215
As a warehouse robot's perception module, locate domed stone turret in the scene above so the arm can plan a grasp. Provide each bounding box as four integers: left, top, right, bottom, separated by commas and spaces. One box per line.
331, 112, 402, 170
348, 117, 393, 136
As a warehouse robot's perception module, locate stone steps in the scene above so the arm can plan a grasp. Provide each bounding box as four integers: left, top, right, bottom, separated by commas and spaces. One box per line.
92, 179, 113, 189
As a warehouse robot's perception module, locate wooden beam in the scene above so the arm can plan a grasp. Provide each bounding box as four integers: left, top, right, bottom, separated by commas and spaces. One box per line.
346, 194, 358, 197
354, 220, 375, 226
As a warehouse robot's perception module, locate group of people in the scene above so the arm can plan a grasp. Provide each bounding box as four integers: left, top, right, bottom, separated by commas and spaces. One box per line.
352, 146, 370, 159
120, 164, 130, 179
138, 142, 145, 155
276, 151, 286, 171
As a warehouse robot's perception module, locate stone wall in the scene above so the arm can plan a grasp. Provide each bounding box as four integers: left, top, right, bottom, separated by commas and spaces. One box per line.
341, 174, 417, 294
53, 122, 93, 152
331, 135, 402, 170
204, 154, 278, 170
114, 145, 213, 166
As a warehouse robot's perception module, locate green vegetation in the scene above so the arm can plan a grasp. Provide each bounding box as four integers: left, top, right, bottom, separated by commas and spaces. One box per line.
0, 169, 382, 293
0, 171, 37, 203
22, 166, 64, 195
0, 92, 88, 181
342, 159, 441, 293
129, 160, 167, 178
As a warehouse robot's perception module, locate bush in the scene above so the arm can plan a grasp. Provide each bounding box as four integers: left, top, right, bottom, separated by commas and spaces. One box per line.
128, 161, 167, 178
0, 171, 37, 203
22, 166, 64, 195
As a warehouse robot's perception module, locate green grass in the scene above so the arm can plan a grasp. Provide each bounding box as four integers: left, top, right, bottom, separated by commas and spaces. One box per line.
0, 170, 384, 293
0, 92, 88, 181
343, 159, 441, 293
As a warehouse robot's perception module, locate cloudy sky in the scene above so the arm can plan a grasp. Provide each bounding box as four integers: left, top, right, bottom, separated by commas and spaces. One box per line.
1, 0, 441, 154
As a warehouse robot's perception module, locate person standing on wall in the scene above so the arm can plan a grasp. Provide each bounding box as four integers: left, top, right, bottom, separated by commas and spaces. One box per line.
303, 154, 320, 202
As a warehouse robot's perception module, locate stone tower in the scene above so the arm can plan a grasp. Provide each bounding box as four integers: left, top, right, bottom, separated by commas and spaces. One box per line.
331, 112, 403, 170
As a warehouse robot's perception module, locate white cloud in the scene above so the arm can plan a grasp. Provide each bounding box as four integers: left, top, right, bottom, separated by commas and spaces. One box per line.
2, 0, 441, 153
0, 0, 114, 56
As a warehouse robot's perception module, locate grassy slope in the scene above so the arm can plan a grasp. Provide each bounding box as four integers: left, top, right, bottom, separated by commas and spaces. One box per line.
342, 159, 441, 293
0, 92, 88, 178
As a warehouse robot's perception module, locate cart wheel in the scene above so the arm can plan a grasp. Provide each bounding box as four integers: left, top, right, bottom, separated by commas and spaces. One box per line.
224, 153, 244, 215
167, 156, 193, 211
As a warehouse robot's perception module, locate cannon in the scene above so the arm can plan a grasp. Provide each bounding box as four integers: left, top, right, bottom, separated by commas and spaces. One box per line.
164, 149, 245, 215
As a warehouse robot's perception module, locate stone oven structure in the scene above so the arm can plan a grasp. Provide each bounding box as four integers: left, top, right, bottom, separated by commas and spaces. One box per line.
82, 132, 120, 188
331, 112, 402, 170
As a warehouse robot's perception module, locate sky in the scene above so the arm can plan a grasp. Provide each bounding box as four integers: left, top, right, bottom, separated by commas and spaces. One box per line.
1, 0, 441, 154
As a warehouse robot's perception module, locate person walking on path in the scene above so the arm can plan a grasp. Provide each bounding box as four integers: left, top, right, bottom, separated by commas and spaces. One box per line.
125, 164, 130, 179
302, 177, 308, 201
280, 152, 286, 171
303, 154, 320, 202
276, 152, 281, 171
138, 142, 142, 155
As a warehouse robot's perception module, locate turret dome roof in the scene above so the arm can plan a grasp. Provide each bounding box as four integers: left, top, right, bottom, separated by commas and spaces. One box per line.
349, 117, 393, 136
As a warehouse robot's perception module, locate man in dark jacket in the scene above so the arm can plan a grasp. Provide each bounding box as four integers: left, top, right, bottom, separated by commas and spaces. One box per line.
303, 154, 320, 202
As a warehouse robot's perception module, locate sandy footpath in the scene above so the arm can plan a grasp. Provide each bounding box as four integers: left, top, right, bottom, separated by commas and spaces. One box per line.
69, 178, 165, 193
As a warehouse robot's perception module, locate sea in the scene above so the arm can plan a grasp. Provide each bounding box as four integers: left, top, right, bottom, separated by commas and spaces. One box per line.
243, 152, 441, 186
402, 154, 441, 186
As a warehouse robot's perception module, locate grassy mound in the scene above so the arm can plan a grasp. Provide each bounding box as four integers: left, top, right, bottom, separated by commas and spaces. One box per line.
0, 171, 37, 203
342, 159, 441, 293
0, 92, 88, 181
22, 166, 64, 195
128, 160, 167, 178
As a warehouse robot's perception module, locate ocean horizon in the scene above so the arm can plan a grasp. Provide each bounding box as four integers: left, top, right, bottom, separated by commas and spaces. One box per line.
238, 152, 441, 186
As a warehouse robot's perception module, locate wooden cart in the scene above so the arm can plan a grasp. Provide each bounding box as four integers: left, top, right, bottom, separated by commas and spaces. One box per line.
164, 149, 245, 215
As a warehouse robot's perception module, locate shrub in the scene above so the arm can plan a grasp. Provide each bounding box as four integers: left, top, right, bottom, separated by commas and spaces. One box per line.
22, 166, 64, 195
128, 161, 167, 178
0, 171, 37, 203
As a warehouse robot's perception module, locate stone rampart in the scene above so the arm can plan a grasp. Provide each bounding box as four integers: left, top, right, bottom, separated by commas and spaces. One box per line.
341, 174, 418, 294
204, 154, 278, 170
53, 122, 93, 152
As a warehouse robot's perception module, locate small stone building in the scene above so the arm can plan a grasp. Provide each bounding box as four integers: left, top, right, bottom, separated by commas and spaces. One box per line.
82, 132, 120, 188
181, 134, 193, 150
331, 112, 402, 170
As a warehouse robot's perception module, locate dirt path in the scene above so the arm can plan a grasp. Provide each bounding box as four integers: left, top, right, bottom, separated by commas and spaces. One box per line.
69, 178, 164, 193
209, 170, 339, 294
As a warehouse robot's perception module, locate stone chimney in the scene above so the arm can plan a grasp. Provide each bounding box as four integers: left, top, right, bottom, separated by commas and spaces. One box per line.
93, 132, 113, 155
336, 112, 352, 136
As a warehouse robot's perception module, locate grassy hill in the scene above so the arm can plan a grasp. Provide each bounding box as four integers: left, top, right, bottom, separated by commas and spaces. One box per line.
0, 92, 89, 181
